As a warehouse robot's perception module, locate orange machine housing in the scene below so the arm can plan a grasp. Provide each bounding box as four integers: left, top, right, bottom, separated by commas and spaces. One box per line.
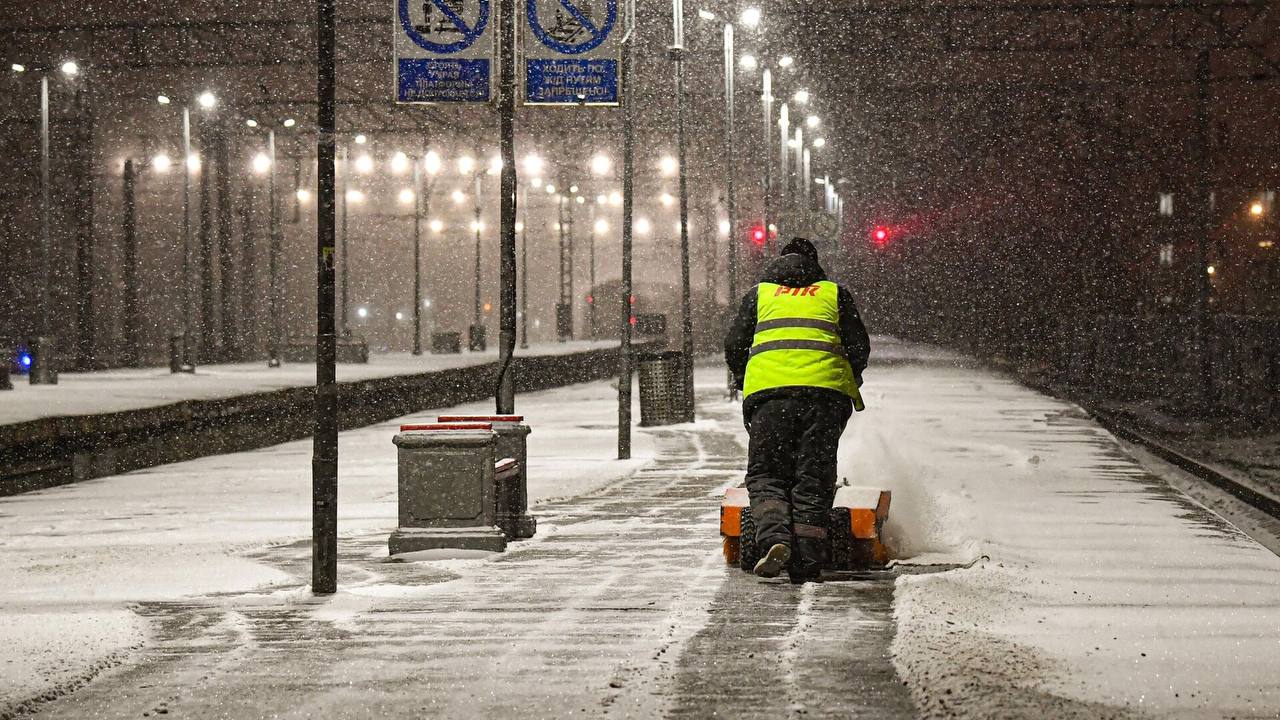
720, 486, 891, 570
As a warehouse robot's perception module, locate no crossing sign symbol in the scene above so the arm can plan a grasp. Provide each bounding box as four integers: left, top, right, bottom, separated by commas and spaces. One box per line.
522, 0, 622, 105
394, 0, 495, 103
526, 0, 617, 55
399, 0, 490, 54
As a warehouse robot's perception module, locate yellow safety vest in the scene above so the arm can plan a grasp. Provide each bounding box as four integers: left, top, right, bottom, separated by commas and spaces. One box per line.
744, 281, 865, 411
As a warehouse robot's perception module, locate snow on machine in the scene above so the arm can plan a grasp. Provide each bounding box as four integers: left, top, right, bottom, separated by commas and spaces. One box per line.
719, 486, 891, 573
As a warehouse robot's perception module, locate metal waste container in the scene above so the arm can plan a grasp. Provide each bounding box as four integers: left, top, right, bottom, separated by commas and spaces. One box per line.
438, 414, 536, 540
637, 350, 692, 426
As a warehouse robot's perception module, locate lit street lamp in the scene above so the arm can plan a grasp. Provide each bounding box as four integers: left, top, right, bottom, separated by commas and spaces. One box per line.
670, 0, 695, 420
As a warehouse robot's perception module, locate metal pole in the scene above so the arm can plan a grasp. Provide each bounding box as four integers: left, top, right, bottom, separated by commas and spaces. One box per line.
761, 68, 773, 253
267, 128, 282, 367
473, 172, 483, 330
412, 159, 423, 355
723, 22, 738, 305
618, 0, 636, 459
30, 75, 59, 384
671, 0, 695, 420
497, 0, 518, 413
180, 105, 195, 372
520, 184, 529, 349
1193, 50, 1213, 406
588, 204, 597, 337
792, 127, 802, 232
778, 102, 789, 239
122, 159, 140, 367
312, 0, 339, 595
339, 145, 350, 336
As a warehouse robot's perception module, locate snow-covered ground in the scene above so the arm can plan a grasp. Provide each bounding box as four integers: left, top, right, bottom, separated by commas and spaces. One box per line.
0, 376, 654, 716
848, 338, 1280, 717
0, 340, 614, 426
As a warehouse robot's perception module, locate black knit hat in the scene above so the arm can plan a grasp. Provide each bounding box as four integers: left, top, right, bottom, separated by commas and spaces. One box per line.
780, 237, 819, 262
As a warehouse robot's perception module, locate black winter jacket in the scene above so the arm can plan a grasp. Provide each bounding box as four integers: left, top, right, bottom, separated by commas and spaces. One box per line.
723, 253, 870, 419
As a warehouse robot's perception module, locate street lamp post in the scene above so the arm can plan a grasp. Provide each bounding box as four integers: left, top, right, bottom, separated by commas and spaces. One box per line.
778, 101, 790, 238
618, 0, 637, 459
339, 145, 350, 337
520, 184, 530, 349
472, 171, 484, 348
412, 159, 423, 354
32, 73, 58, 384
722, 22, 738, 307
265, 128, 285, 367
761, 68, 773, 253
180, 104, 196, 372
670, 0, 695, 421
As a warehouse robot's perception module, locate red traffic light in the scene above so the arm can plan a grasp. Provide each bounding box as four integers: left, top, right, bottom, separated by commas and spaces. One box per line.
749, 225, 767, 247
870, 226, 891, 246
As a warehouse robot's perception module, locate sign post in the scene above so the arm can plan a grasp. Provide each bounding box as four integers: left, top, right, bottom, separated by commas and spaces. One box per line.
395, 0, 496, 103
523, 0, 622, 105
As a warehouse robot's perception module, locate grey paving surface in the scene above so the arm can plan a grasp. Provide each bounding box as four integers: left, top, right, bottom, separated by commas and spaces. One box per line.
30, 398, 913, 719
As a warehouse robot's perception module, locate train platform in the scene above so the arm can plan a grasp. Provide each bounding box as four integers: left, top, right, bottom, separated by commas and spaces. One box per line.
2, 340, 1278, 718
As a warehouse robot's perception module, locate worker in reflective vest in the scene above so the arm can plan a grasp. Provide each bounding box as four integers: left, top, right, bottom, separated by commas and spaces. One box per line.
723, 237, 870, 583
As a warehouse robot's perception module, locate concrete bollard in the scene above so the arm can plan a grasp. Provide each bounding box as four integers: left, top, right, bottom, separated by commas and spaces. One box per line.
437, 414, 536, 540
388, 423, 508, 555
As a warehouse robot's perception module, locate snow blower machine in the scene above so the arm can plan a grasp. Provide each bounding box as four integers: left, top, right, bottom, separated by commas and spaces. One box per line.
719, 486, 891, 573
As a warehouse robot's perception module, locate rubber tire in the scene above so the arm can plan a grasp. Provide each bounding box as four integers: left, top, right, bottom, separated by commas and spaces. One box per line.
739, 509, 760, 573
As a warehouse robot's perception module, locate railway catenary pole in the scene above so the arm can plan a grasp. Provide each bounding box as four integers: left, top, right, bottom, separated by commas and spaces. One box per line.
496, 0, 518, 413
761, 68, 773, 253
312, 0, 339, 595
671, 0, 695, 421
520, 183, 530, 349
722, 22, 738, 309
618, 0, 636, 459
267, 128, 282, 368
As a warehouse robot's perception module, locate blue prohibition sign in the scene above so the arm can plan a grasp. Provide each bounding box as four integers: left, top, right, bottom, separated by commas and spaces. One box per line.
527, 0, 617, 55
399, 0, 490, 54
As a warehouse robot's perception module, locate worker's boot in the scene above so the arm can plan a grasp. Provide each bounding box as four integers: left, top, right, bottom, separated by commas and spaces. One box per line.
753, 543, 791, 579
788, 536, 826, 585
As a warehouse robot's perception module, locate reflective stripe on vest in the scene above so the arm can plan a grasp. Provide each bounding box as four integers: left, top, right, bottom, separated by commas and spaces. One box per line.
743, 280, 863, 407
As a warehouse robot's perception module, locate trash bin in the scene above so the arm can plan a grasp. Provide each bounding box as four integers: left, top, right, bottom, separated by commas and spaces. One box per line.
637, 350, 692, 426
469, 324, 487, 352
438, 414, 535, 540
387, 423, 508, 555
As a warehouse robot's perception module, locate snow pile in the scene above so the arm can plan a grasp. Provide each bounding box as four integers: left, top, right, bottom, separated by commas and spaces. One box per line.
844, 357, 1280, 717
0, 376, 654, 717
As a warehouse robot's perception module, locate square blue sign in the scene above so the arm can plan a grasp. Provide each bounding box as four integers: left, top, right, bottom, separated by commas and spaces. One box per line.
397, 58, 492, 103
525, 58, 618, 104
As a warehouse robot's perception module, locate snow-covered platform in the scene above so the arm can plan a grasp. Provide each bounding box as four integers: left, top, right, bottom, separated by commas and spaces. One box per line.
2, 341, 1278, 718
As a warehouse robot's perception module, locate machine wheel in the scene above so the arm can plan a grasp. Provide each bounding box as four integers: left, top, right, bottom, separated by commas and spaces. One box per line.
829, 508, 853, 570
739, 509, 760, 573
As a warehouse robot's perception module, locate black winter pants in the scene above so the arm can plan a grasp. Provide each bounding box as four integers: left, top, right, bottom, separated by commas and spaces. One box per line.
744, 396, 852, 556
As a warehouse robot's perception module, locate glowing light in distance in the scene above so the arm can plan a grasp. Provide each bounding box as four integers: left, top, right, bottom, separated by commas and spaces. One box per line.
660, 192, 674, 207
488, 155, 502, 174
515, 221, 524, 233
356, 306, 369, 318
569, 184, 579, 194
423, 150, 441, 175
740, 7, 761, 27
738, 54, 757, 71
197, 91, 216, 108
531, 177, 544, 189
395, 312, 404, 321
11, 63, 26, 73
245, 119, 258, 128
635, 217, 651, 235
355, 154, 373, 173
296, 188, 311, 203
472, 220, 484, 232
778, 55, 794, 68
674, 221, 684, 234
186, 153, 201, 172
659, 155, 677, 176
156, 94, 171, 105
252, 152, 271, 174
719, 219, 730, 235
429, 219, 444, 233
590, 154, 611, 175
61, 61, 79, 76
390, 151, 409, 174
398, 187, 414, 204
1249, 201, 1264, 216
354, 134, 367, 144
423, 298, 432, 308
596, 194, 607, 205
698, 9, 716, 21
523, 154, 544, 174
452, 189, 466, 204
152, 153, 172, 172
282, 118, 296, 128
1207, 265, 1216, 275
812, 137, 826, 149
575, 195, 585, 205
594, 218, 608, 234
546, 184, 557, 194
458, 155, 476, 174
805, 115, 820, 128
609, 191, 622, 206
346, 189, 365, 203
